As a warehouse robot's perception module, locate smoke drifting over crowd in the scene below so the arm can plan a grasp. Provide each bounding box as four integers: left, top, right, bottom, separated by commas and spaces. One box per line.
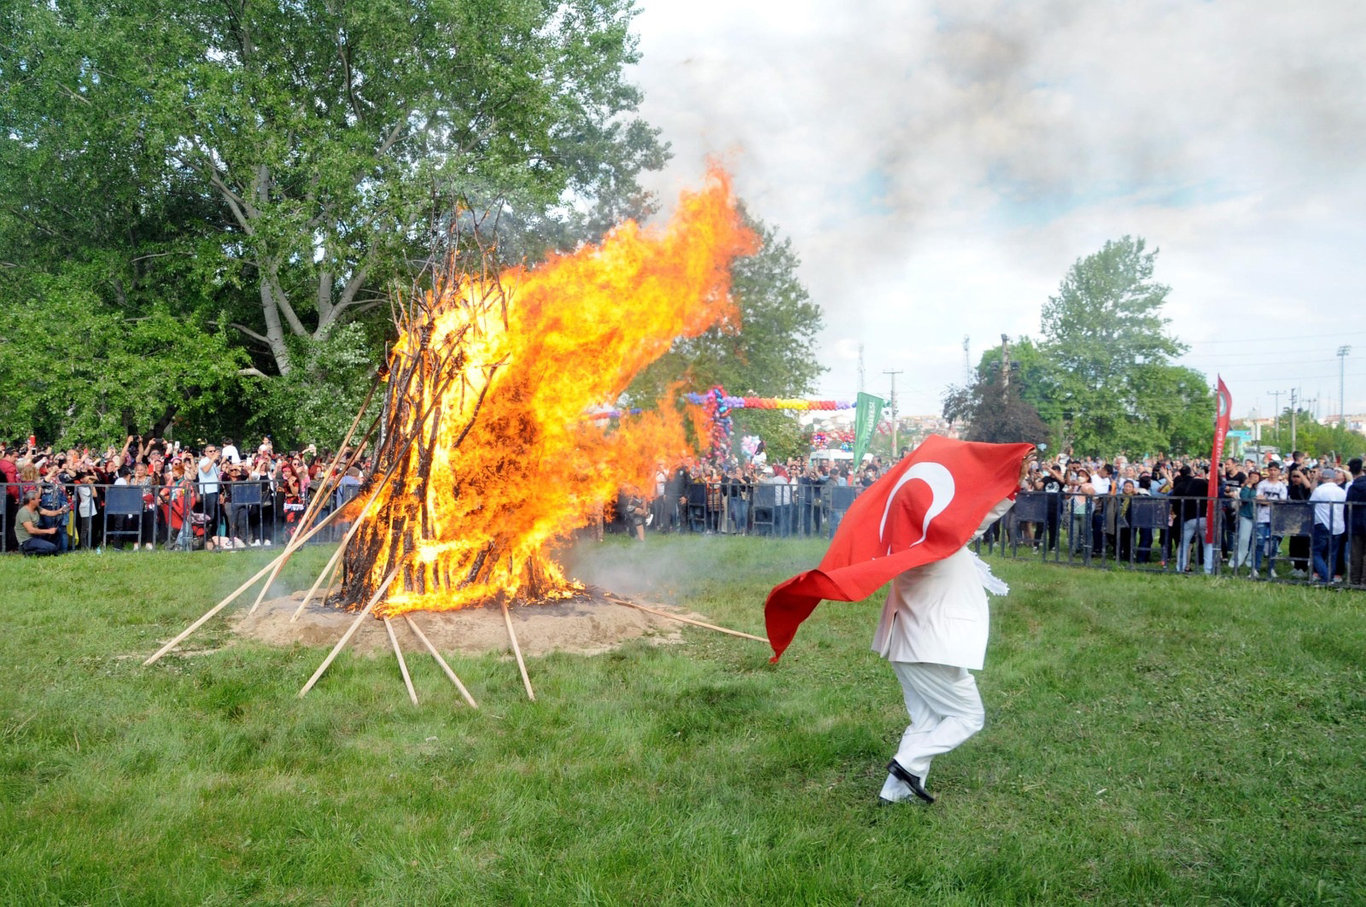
630, 1, 1366, 416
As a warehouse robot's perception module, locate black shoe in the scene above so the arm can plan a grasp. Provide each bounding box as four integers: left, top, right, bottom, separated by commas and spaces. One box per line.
887, 760, 935, 804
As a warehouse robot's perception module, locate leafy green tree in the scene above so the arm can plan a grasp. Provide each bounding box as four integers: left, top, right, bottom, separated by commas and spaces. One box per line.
748, 415, 811, 466
1279, 410, 1366, 461
1, 0, 664, 440
1039, 236, 1204, 455
1128, 363, 1215, 457
0, 271, 242, 445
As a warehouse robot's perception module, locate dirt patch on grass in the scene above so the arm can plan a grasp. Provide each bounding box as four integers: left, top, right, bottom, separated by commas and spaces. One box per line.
230, 588, 699, 657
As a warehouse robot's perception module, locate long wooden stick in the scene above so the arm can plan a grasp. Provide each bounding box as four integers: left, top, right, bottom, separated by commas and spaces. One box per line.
403, 615, 478, 709
142, 504, 352, 666
297, 566, 400, 699
247, 404, 383, 616
290, 513, 366, 621
318, 557, 342, 609
273, 364, 463, 621
603, 595, 769, 643
385, 618, 419, 705
502, 601, 535, 701
285, 419, 432, 621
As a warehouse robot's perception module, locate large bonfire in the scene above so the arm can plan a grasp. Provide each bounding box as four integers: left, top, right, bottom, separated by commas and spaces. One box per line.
340, 168, 757, 618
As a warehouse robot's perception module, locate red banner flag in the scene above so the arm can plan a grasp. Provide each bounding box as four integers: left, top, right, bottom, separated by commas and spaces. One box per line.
1205, 376, 1232, 545
764, 435, 1032, 662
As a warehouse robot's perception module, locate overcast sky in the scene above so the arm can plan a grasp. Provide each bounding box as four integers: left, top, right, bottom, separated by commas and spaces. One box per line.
626, 0, 1366, 422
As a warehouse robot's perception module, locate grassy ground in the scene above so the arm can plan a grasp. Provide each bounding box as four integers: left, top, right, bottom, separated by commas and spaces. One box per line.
1, 538, 1362, 905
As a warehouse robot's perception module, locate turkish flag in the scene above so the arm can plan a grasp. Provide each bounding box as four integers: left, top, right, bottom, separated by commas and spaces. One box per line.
764, 435, 1033, 662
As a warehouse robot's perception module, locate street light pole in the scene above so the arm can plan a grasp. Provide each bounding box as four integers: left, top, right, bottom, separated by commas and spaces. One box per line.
1337, 345, 1351, 428
1268, 389, 1285, 451
1290, 388, 1298, 453
883, 369, 904, 459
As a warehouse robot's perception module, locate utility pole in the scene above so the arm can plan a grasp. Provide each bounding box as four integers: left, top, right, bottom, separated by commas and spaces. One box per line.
1338, 345, 1352, 428
1268, 389, 1284, 450
1290, 388, 1298, 453
1000, 334, 1011, 396
858, 343, 865, 395
962, 335, 970, 384
883, 368, 904, 459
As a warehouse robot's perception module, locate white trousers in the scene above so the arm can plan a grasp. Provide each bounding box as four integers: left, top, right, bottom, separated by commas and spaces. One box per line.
879, 661, 984, 801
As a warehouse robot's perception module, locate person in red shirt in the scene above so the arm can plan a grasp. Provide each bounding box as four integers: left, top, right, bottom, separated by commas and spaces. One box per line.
0, 443, 20, 552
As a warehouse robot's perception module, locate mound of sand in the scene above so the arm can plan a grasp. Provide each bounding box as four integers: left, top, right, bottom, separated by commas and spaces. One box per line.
230, 589, 696, 658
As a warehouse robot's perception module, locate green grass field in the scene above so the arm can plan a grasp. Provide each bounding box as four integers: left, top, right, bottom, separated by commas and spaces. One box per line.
2, 538, 1362, 905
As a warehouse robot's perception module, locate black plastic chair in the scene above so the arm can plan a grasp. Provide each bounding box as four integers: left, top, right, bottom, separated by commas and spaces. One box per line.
685, 482, 707, 533
750, 484, 777, 536
102, 485, 148, 549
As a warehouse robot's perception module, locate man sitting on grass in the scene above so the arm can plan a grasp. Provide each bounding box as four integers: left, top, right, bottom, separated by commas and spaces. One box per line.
16, 488, 61, 556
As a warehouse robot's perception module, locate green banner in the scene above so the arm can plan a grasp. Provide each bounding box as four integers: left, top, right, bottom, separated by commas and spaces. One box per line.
851, 392, 885, 468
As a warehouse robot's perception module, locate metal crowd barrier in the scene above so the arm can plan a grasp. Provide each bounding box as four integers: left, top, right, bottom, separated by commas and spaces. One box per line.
640, 482, 1363, 586
1, 481, 355, 555
976, 492, 1365, 588
661, 480, 864, 539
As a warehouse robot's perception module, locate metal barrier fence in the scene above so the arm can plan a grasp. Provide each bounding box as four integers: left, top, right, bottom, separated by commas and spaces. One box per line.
657, 481, 862, 539
655, 484, 1364, 587
2, 481, 358, 555
975, 491, 1365, 588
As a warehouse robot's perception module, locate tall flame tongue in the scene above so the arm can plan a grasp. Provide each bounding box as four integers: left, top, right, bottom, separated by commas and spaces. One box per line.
343, 167, 757, 618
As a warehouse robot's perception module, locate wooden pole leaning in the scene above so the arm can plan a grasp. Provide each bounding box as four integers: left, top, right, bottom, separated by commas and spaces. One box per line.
289, 513, 368, 621
403, 615, 478, 709
317, 557, 342, 611
502, 601, 535, 702
246, 403, 382, 617
297, 566, 401, 699
602, 595, 769, 644
142, 505, 351, 666
385, 618, 419, 706
287, 422, 436, 622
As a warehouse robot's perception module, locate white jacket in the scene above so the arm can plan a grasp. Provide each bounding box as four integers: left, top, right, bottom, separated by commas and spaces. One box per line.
871, 498, 1013, 670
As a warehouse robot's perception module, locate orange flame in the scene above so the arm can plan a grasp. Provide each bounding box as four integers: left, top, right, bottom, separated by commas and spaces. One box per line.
363, 166, 757, 616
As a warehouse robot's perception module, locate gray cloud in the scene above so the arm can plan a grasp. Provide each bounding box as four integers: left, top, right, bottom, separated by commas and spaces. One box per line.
629, 0, 1366, 416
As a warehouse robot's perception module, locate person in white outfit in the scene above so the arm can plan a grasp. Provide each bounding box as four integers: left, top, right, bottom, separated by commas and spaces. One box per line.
873, 494, 1016, 804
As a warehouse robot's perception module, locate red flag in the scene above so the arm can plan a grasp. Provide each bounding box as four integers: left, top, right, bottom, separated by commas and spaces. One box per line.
764, 435, 1032, 662
1205, 376, 1232, 545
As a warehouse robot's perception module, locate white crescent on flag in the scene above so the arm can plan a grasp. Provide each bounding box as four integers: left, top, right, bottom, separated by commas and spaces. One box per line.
878, 461, 955, 553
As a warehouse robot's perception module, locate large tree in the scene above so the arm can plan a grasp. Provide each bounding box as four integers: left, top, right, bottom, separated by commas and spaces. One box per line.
1039, 236, 1209, 455
1, 0, 664, 442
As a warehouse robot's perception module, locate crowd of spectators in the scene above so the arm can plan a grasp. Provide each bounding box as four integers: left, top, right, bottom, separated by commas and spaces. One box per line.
1004, 450, 1365, 586
1, 435, 364, 555
7, 432, 1364, 587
